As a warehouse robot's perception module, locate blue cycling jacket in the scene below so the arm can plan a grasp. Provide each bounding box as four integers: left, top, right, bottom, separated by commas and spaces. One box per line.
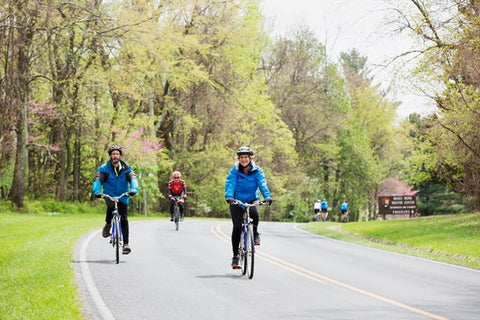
341, 202, 349, 211
321, 201, 328, 209
225, 161, 272, 204
92, 160, 139, 205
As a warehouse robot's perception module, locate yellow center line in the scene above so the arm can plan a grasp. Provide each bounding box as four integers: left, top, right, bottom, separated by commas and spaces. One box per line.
211, 223, 448, 320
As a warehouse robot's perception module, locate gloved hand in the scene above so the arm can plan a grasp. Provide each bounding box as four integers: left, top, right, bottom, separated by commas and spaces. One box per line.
226, 198, 234, 204
94, 193, 102, 198
265, 198, 273, 206
128, 191, 136, 196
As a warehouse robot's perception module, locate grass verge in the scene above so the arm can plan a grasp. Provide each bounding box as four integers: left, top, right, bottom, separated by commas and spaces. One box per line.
0, 211, 100, 319
302, 213, 480, 270
0, 199, 164, 320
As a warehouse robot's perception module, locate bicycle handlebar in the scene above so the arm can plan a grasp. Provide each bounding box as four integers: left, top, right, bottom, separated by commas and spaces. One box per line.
231, 199, 268, 207
98, 192, 132, 202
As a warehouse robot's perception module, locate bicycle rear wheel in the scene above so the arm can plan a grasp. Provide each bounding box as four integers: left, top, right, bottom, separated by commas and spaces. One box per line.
246, 226, 255, 279
114, 220, 121, 264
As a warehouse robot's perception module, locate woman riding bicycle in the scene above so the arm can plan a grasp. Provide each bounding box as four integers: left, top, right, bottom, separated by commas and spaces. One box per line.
92, 145, 139, 254
225, 146, 272, 269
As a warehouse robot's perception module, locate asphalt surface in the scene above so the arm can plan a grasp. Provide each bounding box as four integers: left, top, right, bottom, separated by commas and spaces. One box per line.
74, 219, 480, 320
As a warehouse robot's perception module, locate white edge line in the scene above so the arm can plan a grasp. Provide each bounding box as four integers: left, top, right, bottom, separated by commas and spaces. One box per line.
79, 230, 115, 320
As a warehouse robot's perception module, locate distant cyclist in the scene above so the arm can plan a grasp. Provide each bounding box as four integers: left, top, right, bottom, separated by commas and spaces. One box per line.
92, 145, 139, 254
225, 146, 272, 269
340, 200, 349, 222
167, 171, 187, 221
314, 200, 321, 221
320, 198, 329, 221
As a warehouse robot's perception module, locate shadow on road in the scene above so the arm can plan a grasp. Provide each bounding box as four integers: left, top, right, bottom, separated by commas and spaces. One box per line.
72, 259, 126, 265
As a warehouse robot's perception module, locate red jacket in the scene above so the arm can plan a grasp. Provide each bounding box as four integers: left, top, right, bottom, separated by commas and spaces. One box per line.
168, 179, 187, 197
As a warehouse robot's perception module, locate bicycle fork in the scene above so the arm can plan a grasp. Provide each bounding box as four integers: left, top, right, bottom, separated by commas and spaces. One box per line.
111, 213, 123, 245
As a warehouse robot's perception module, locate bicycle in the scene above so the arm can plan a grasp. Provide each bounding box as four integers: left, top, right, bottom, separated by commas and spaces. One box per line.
171, 195, 184, 231
98, 191, 132, 264
231, 199, 267, 279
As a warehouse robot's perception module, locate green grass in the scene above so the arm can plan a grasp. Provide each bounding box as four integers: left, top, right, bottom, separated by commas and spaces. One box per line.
0, 211, 101, 319
302, 213, 480, 269
0, 199, 164, 320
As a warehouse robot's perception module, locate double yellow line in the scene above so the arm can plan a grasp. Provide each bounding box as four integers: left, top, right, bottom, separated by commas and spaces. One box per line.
211, 223, 448, 320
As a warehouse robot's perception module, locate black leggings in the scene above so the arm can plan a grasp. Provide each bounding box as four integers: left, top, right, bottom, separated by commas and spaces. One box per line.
230, 203, 259, 257
170, 201, 184, 215
105, 200, 129, 244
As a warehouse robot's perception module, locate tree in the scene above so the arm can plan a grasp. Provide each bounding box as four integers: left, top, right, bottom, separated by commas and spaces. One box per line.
390, 0, 480, 209
0, 0, 39, 207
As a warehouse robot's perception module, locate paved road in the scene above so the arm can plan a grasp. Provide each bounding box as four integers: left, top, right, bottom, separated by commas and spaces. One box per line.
74, 219, 480, 320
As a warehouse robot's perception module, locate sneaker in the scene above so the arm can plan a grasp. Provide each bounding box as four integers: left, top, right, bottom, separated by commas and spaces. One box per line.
102, 224, 111, 238
170, 216, 174, 221
122, 244, 131, 254
254, 232, 261, 246
231, 256, 240, 269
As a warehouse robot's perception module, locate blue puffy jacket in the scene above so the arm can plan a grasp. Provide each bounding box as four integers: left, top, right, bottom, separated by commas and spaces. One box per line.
225, 161, 272, 203
92, 160, 139, 205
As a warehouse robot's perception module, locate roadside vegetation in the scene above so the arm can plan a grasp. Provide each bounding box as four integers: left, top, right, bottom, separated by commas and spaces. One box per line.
303, 213, 480, 270
0, 201, 160, 320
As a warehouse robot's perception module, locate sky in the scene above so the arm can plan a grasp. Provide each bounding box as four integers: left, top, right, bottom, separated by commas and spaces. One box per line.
260, 0, 436, 120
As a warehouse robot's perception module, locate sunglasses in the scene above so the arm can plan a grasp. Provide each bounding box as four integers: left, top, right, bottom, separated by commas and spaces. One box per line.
173, 176, 180, 178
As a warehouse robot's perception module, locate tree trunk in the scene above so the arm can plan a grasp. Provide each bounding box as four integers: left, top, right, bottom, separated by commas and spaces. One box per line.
11, 102, 28, 207
10, 1, 36, 207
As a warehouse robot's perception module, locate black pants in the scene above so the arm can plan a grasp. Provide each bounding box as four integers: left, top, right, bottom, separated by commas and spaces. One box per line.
230, 203, 259, 257
105, 200, 129, 244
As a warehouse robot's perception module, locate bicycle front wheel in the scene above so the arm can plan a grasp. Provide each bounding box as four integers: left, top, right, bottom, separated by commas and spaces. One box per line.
246, 226, 255, 279
174, 205, 180, 231
114, 221, 120, 264
239, 230, 246, 275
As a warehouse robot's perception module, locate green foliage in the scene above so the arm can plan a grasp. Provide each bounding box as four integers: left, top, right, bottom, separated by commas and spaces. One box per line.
417, 181, 472, 216
1, 0, 447, 224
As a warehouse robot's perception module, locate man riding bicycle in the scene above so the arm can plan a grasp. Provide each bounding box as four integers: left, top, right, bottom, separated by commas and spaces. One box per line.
340, 200, 349, 222
92, 145, 139, 254
320, 198, 328, 220
167, 171, 187, 221
225, 146, 272, 269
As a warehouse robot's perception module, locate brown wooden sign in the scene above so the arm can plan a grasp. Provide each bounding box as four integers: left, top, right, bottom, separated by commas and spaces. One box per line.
378, 195, 417, 216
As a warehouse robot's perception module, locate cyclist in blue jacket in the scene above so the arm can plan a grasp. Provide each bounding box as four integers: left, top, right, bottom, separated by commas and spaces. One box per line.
225, 146, 272, 269
92, 145, 139, 254
340, 200, 349, 222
